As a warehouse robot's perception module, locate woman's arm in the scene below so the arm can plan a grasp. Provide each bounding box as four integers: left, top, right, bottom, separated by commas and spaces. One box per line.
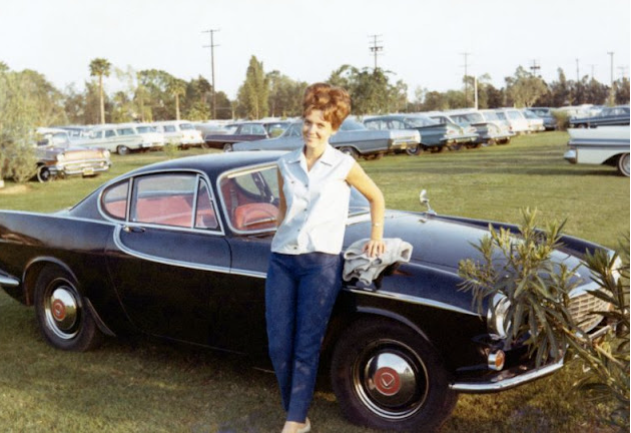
346, 162, 386, 257
276, 169, 287, 227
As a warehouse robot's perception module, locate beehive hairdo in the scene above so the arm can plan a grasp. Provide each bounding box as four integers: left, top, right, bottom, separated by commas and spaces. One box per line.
302, 83, 351, 131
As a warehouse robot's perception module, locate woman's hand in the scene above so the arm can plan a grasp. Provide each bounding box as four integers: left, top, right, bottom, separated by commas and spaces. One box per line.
363, 239, 386, 258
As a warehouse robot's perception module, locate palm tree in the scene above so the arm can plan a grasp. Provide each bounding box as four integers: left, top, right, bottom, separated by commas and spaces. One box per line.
169, 78, 187, 120
89, 58, 111, 124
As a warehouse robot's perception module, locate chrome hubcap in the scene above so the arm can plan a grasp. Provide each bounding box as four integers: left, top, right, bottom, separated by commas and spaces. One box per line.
45, 285, 79, 339
353, 340, 428, 420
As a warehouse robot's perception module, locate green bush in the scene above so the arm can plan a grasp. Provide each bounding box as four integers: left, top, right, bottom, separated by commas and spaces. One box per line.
552, 110, 570, 131
8, 144, 38, 183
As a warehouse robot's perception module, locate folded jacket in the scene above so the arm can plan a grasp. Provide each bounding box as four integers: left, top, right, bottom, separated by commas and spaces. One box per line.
343, 238, 413, 285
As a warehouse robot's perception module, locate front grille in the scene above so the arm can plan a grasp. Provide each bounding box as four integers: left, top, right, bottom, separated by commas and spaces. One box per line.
63, 150, 103, 161
569, 291, 611, 332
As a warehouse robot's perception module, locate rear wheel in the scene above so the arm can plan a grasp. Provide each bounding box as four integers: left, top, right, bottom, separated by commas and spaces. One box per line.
331, 318, 457, 432
34, 266, 103, 351
405, 144, 421, 156
37, 166, 53, 183
116, 145, 130, 155
617, 153, 630, 177
339, 146, 359, 160
223, 143, 233, 152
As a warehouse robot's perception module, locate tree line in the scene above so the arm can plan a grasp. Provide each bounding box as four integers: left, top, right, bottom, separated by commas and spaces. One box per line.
1, 56, 629, 129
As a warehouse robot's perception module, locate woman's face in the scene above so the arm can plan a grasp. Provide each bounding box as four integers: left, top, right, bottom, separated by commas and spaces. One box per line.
303, 109, 334, 151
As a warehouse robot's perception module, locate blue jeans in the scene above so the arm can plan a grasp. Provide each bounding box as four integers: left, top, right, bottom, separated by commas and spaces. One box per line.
265, 252, 343, 423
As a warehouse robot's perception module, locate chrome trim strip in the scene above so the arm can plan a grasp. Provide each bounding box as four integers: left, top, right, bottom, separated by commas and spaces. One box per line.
0, 210, 115, 227
449, 357, 564, 392
0, 274, 20, 287
346, 288, 478, 316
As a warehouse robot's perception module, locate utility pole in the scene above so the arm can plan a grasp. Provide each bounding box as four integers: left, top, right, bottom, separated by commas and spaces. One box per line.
575, 58, 580, 82
460, 52, 471, 106
203, 29, 220, 119
588, 64, 596, 81
607, 52, 614, 106
529, 59, 541, 77
368, 35, 383, 70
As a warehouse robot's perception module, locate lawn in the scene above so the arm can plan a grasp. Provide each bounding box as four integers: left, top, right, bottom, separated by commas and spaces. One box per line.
0, 131, 628, 432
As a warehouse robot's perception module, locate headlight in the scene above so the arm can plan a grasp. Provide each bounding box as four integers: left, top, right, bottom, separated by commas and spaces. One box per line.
487, 294, 511, 339
102, 150, 111, 159
57, 153, 65, 162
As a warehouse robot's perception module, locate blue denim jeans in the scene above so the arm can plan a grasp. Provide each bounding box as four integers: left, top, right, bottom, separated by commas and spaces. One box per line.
265, 252, 343, 423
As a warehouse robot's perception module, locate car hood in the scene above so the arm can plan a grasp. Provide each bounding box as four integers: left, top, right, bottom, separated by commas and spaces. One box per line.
344, 210, 591, 283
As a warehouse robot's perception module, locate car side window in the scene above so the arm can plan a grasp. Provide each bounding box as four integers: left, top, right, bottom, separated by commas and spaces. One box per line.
220, 166, 279, 232
105, 130, 116, 138
131, 174, 198, 228
194, 180, 219, 230
286, 124, 301, 137
251, 124, 266, 135
164, 125, 177, 132
101, 180, 130, 220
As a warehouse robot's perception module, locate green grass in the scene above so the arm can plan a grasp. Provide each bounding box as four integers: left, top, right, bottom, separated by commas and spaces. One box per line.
0, 134, 628, 432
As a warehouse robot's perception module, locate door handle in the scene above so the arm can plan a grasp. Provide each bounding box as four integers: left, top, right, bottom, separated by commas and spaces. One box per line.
123, 225, 145, 233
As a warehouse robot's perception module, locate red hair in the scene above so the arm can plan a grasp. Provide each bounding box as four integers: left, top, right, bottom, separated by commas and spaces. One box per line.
302, 83, 351, 131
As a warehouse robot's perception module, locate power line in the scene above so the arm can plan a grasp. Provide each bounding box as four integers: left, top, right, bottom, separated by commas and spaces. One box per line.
202, 29, 220, 119
368, 35, 383, 70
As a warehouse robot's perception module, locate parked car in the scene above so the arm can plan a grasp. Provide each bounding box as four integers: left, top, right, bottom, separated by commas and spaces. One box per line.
363, 114, 476, 154
204, 122, 269, 151
427, 113, 481, 148
521, 109, 545, 132
233, 120, 420, 160
152, 121, 205, 149
446, 110, 513, 145
478, 110, 514, 143
262, 121, 291, 137
564, 125, 630, 176
494, 109, 531, 135
33, 128, 111, 182
569, 105, 630, 128
0, 151, 615, 431
76, 124, 165, 155
527, 107, 557, 131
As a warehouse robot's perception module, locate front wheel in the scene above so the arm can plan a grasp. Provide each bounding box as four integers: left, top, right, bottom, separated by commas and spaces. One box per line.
223, 143, 233, 152
116, 145, 130, 155
617, 153, 630, 177
331, 318, 458, 432
34, 265, 103, 351
37, 166, 53, 183
405, 144, 421, 156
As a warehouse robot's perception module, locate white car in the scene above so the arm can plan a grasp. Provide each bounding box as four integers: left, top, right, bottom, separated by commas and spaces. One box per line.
521, 109, 545, 132
494, 109, 531, 135
77, 124, 165, 155
564, 126, 630, 177
152, 120, 205, 148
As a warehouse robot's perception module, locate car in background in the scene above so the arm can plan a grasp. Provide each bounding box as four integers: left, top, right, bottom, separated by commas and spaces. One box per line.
427, 113, 481, 148
76, 124, 165, 155
564, 125, 630, 177
528, 107, 557, 131
152, 121, 204, 149
363, 114, 476, 154
439, 110, 512, 147
262, 121, 291, 138
0, 151, 617, 431
233, 119, 420, 160
203, 122, 270, 152
477, 110, 514, 143
33, 127, 111, 182
569, 106, 630, 128
521, 109, 545, 133
494, 109, 531, 135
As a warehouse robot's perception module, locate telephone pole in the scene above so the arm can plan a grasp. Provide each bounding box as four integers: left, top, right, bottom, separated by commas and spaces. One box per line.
575, 58, 580, 82
203, 29, 220, 119
607, 52, 614, 106
368, 35, 383, 70
529, 59, 541, 77
461, 52, 471, 106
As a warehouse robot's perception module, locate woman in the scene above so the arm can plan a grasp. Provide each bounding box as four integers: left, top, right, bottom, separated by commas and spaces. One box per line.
265, 83, 386, 433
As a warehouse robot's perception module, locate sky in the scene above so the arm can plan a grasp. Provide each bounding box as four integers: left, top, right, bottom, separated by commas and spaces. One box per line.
1, 0, 629, 101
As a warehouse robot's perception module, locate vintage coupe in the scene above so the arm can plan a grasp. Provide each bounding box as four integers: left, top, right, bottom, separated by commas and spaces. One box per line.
564, 125, 630, 177
233, 120, 420, 160
569, 105, 630, 129
203, 122, 270, 152
0, 152, 614, 431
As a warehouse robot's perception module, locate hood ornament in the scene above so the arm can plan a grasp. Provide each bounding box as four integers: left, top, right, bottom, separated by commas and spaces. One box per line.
419, 189, 436, 216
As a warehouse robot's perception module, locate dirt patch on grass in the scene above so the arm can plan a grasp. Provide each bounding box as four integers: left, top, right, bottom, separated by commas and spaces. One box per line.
0, 185, 30, 195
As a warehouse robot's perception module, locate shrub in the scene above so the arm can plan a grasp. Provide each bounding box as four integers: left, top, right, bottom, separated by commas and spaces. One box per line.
163, 143, 179, 159
552, 110, 570, 131
8, 144, 38, 183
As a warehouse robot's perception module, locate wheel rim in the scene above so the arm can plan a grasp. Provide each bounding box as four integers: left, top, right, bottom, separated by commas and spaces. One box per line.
38, 167, 51, 182
117, 146, 129, 155
406, 145, 420, 156
352, 339, 428, 420
223, 143, 233, 152
43, 280, 81, 340
621, 154, 630, 176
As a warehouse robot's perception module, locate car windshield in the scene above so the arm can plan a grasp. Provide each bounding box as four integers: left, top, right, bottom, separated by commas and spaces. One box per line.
465, 113, 484, 123
404, 116, 439, 127
481, 111, 500, 121
339, 119, 367, 131
219, 165, 369, 233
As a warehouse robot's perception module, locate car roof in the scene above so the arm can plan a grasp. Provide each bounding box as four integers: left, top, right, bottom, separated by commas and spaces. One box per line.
124, 151, 286, 179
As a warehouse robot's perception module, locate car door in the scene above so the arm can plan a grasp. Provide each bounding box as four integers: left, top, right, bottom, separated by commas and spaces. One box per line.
103, 171, 235, 347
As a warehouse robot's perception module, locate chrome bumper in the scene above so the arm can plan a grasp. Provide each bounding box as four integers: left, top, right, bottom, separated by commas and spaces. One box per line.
564, 149, 577, 164
0, 272, 20, 288
449, 356, 564, 393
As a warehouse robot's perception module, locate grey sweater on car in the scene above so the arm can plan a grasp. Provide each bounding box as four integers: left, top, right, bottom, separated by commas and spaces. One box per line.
342, 238, 413, 285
